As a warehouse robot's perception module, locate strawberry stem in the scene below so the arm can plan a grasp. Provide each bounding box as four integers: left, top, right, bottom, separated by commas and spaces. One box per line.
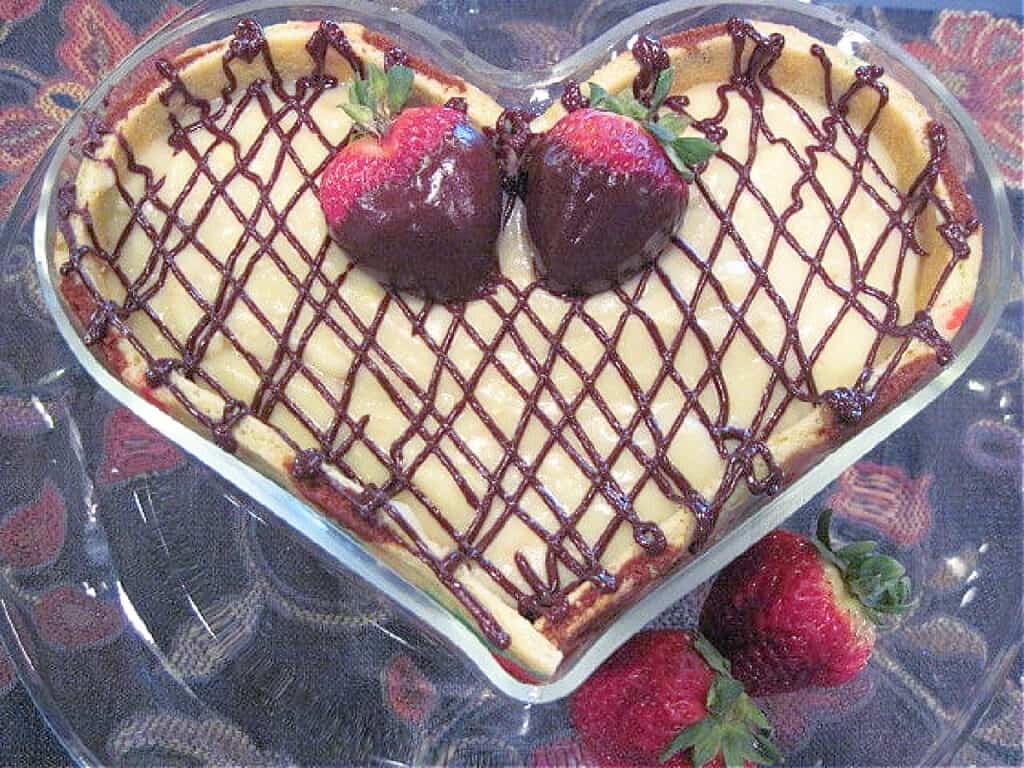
341, 62, 416, 138
661, 633, 781, 768
812, 509, 915, 624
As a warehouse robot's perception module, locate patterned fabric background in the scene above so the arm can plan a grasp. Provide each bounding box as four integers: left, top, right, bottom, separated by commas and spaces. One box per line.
0, 1, 1020, 765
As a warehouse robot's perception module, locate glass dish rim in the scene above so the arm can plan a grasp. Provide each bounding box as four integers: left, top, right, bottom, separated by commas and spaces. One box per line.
26, 0, 1018, 708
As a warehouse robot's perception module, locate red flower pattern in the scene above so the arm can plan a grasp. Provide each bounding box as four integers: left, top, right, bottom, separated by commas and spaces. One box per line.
382, 654, 437, 724
33, 585, 125, 651
98, 407, 183, 485
828, 461, 933, 548
0, 105, 56, 175
904, 11, 1023, 188
0, 0, 42, 22
0, 479, 66, 570
0, 0, 184, 216
57, 0, 138, 82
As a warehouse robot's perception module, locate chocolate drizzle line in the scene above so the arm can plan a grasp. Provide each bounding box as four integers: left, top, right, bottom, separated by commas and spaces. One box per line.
486, 108, 536, 225
560, 80, 589, 113
631, 34, 671, 105
58, 19, 975, 647
383, 45, 409, 70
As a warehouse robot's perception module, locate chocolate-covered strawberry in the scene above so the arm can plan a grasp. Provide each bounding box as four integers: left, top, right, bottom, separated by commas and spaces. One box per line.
319, 63, 501, 301
525, 70, 717, 295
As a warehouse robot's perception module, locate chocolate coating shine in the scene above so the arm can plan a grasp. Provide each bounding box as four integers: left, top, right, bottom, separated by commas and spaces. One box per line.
332, 121, 502, 302
524, 135, 687, 296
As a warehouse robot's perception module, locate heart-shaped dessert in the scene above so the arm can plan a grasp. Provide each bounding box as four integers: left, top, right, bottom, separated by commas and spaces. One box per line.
53, 16, 980, 677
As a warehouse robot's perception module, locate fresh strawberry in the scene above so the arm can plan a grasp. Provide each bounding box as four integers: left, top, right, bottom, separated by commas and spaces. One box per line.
569, 629, 780, 768
700, 510, 913, 697
524, 66, 717, 295
319, 62, 501, 301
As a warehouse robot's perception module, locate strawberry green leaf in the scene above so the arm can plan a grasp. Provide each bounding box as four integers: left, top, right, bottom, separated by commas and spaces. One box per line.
672, 136, 719, 166
663, 144, 696, 180
386, 65, 415, 114
890, 577, 913, 608
816, 508, 835, 549
658, 112, 691, 136
740, 739, 768, 766
341, 103, 375, 127
662, 634, 782, 767
651, 66, 675, 110
849, 555, 902, 594
812, 509, 915, 624
341, 61, 419, 138
722, 729, 749, 768
367, 63, 389, 109
587, 83, 613, 110
602, 94, 627, 113
812, 511, 846, 571
350, 79, 370, 108
588, 83, 650, 121
618, 94, 651, 121
837, 540, 880, 565
661, 721, 705, 762
587, 77, 712, 182
738, 695, 771, 732
645, 120, 675, 144
693, 633, 731, 676
691, 728, 723, 768
708, 675, 745, 714
752, 732, 784, 765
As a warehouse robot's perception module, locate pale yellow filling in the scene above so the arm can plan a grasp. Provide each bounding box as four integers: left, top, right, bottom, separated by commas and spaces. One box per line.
79, 74, 914, 610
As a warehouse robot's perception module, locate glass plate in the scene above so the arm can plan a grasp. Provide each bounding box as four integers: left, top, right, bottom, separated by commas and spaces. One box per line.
0, 0, 1019, 763
24, 0, 1017, 700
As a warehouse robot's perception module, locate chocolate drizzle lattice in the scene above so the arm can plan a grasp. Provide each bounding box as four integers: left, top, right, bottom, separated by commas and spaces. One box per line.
57, 19, 974, 649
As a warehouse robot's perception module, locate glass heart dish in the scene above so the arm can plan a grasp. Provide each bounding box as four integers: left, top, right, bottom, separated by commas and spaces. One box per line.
16, 0, 1017, 707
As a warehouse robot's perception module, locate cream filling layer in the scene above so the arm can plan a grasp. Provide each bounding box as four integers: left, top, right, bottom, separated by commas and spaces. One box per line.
78, 74, 913, 610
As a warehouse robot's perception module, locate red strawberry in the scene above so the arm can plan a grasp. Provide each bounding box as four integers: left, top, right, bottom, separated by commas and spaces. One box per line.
524, 67, 717, 295
319, 63, 501, 301
700, 510, 913, 697
570, 630, 779, 768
